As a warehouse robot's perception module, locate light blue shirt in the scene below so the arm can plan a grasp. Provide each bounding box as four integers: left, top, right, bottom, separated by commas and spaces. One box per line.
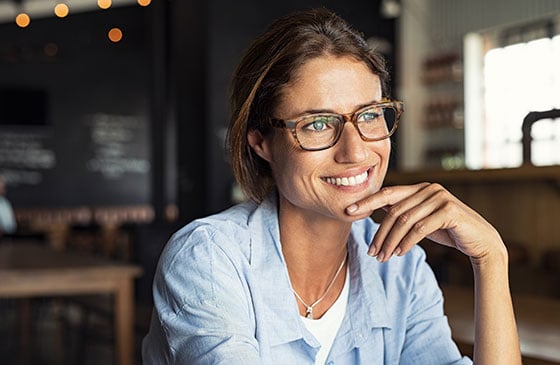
0, 196, 16, 234
142, 194, 472, 364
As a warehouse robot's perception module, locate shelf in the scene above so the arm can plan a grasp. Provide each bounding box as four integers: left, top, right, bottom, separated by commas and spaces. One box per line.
419, 51, 465, 169
385, 165, 560, 187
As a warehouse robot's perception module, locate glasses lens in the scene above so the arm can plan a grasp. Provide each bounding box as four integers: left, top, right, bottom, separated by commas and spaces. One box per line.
356, 105, 396, 139
295, 115, 341, 149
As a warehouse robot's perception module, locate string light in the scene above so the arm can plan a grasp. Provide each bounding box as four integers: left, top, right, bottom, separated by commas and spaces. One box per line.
54, 3, 69, 18
15, 12, 30, 28
108, 27, 123, 43
11, 0, 152, 33
12, 0, 30, 28
97, 0, 112, 10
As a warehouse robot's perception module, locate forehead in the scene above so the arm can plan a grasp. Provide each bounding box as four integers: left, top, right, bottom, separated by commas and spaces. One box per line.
278, 55, 382, 115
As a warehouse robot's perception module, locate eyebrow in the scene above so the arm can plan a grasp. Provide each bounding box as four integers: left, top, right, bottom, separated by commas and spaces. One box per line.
291, 99, 381, 118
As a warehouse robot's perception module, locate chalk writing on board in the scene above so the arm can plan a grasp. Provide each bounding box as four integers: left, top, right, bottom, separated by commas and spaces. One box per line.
85, 113, 150, 179
0, 131, 56, 186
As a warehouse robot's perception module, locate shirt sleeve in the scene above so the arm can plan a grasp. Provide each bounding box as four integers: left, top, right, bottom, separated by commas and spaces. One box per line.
142, 225, 260, 365
399, 248, 473, 365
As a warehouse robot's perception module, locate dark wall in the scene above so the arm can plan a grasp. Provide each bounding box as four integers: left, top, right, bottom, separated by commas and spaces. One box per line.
0, 0, 395, 219
0, 6, 153, 208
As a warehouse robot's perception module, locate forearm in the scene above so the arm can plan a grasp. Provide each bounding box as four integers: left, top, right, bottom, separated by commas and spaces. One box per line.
471, 246, 521, 365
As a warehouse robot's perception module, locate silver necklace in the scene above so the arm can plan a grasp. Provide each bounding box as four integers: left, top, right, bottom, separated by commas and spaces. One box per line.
292, 254, 347, 319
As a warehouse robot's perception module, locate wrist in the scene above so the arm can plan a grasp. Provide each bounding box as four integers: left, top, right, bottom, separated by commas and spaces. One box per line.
470, 241, 509, 272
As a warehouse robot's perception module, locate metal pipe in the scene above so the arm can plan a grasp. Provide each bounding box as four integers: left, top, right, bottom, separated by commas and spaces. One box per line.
521, 109, 560, 165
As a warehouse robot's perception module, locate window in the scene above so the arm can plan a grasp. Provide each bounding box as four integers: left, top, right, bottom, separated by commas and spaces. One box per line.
465, 19, 560, 169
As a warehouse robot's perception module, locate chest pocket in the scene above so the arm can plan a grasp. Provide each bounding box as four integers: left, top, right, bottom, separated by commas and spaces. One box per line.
329, 327, 392, 365
269, 339, 319, 365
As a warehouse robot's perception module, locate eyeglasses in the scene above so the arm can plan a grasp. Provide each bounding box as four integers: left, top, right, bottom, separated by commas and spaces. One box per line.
269, 99, 404, 151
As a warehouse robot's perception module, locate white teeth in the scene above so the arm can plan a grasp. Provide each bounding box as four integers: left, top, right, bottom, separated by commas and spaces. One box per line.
325, 171, 368, 186
356, 172, 366, 184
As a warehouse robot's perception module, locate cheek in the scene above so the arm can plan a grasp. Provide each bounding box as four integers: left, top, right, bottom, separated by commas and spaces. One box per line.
269, 145, 325, 193
385, 140, 392, 162
267, 134, 301, 178
363, 136, 391, 160
370, 140, 391, 185
376, 139, 392, 163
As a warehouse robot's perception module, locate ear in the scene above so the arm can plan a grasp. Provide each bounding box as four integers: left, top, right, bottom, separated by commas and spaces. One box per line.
247, 129, 272, 162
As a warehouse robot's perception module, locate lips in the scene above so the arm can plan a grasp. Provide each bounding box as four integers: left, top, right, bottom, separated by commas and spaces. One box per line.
323, 170, 368, 187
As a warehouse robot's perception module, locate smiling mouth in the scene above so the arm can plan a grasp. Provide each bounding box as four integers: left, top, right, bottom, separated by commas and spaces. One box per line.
323, 170, 369, 187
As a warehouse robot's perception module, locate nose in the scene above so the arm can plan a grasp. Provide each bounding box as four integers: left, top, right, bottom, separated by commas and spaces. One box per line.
333, 121, 368, 163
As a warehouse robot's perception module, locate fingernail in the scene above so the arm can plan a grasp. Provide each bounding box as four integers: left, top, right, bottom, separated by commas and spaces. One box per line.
346, 204, 358, 214
393, 247, 402, 256
368, 244, 377, 256
376, 252, 385, 262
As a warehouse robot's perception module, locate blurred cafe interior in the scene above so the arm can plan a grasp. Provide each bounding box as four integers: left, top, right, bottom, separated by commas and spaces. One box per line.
0, 0, 559, 364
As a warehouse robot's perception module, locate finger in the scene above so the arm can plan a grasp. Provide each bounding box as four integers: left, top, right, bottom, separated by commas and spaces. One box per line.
382, 197, 453, 261
371, 185, 443, 260
396, 207, 454, 256
346, 182, 430, 218
368, 184, 438, 261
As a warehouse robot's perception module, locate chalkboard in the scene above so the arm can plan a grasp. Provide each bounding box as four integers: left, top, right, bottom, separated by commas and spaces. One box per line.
0, 6, 152, 208
0, 111, 150, 207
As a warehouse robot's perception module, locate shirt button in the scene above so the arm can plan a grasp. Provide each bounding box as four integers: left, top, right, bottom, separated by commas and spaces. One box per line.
327, 362, 334, 365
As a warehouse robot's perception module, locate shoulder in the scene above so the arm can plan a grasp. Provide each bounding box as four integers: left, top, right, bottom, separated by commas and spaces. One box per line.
152, 200, 263, 313
159, 200, 259, 269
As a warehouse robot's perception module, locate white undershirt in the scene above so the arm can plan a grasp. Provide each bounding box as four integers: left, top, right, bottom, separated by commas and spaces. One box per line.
300, 267, 350, 365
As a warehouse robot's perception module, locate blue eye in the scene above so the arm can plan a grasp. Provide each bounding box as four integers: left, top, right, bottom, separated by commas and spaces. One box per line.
311, 120, 327, 131
359, 109, 382, 122
301, 116, 337, 132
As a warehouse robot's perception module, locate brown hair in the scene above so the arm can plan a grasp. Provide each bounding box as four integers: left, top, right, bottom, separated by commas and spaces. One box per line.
227, 7, 390, 202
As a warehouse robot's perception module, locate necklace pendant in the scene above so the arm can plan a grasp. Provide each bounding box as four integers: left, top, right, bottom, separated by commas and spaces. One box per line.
305, 306, 313, 319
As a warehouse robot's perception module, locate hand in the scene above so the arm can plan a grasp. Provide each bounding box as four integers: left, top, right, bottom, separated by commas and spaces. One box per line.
345, 183, 506, 263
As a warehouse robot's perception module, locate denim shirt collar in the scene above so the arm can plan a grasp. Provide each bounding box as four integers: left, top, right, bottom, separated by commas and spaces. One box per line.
247, 193, 392, 350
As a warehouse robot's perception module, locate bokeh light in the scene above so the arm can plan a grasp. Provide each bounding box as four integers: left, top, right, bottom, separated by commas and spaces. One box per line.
108, 27, 123, 43
54, 3, 70, 18
97, 0, 112, 10
15, 13, 31, 28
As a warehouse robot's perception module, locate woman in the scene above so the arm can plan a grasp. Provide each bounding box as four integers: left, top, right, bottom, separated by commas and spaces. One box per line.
143, 8, 520, 364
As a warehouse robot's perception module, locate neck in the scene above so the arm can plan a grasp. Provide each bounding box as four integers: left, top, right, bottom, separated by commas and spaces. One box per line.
287, 248, 348, 319
279, 205, 351, 281
277, 197, 351, 318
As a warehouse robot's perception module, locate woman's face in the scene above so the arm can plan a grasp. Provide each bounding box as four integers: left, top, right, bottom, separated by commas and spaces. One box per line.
250, 55, 391, 222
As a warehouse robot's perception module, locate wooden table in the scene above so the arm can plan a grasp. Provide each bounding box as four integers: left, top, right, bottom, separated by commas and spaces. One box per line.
443, 286, 560, 363
0, 242, 143, 365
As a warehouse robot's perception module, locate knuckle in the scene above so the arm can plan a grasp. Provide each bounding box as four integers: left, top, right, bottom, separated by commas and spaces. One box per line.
386, 205, 401, 219
413, 221, 426, 234
424, 182, 444, 193
380, 186, 392, 195
440, 200, 456, 213
397, 212, 410, 225
427, 184, 451, 202
431, 182, 444, 190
